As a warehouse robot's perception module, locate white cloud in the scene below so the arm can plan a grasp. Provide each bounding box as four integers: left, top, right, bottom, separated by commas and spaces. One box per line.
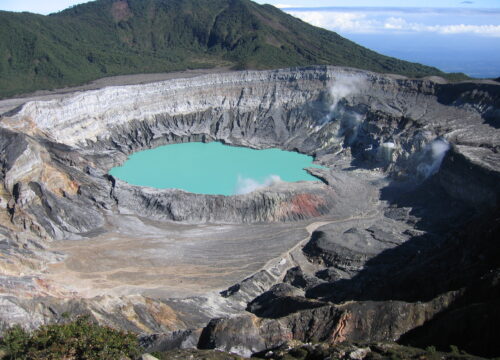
286, 10, 500, 37
427, 23, 500, 36
234, 175, 282, 195
383, 16, 500, 36
384, 17, 407, 30
288, 11, 378, 33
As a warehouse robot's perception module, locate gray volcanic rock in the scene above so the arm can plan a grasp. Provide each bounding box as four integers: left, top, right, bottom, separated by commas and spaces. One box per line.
199, 293, 456, 356
439, 145, 500, 209
140, 329, 202, 353
245, 283, 326, 319
401, 269, 500, 358
113, 180, 336, 223
0, 66, 498, 357
303, 227, 388, 272
283, 266, 324, 290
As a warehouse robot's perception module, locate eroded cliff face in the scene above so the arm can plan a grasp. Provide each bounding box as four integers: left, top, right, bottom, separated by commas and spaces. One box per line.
0, 66, 498, 357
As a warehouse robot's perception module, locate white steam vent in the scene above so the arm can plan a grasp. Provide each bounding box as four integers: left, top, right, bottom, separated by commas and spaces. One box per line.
378, 141, 397, 163
329, 75, 366, 112
234, 175, 283, 195
417, 138, 451, 179
316, 74, 366, 128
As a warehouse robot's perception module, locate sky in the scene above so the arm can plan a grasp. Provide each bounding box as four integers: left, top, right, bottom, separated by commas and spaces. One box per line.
1, 0, 499, 77
284, 7, 500, 37
1, 0, 499, 15
260, 0, 500, 7
0, 0, 87, 14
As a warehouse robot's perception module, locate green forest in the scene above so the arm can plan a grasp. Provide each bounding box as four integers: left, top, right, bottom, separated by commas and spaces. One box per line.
0, 0, 467, 98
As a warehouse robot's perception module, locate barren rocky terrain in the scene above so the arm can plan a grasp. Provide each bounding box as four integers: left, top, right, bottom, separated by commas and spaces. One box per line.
0, 66, 498, 358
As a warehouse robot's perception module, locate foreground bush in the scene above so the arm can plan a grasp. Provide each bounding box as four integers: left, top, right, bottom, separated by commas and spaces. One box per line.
0, 316, 140, 360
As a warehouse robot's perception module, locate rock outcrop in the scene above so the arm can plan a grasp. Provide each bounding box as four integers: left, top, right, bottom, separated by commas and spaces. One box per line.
0, 66, 498, 357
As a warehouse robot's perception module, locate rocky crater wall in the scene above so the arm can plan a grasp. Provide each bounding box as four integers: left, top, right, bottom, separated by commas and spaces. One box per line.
0, 66, 498, 357
2, 67, 498, 233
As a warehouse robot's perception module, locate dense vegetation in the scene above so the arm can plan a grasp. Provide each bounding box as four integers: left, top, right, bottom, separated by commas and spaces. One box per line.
0, 316, 140, 360
0, 318, 486, 360
0, 0, 468, 98
153, 344, 488, 359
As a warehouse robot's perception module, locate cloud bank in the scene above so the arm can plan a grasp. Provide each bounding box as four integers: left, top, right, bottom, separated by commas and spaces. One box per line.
287, 7, 500, 37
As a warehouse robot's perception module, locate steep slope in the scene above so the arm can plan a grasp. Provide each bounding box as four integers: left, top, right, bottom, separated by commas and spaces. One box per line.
0, 66, 498, 357
0, 0, 466, 98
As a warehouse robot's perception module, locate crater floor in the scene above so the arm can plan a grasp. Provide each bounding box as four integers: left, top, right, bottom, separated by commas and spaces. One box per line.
45, 215, 312, 298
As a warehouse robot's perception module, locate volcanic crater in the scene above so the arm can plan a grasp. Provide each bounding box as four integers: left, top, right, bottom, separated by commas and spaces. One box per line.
0, 66, 499, 357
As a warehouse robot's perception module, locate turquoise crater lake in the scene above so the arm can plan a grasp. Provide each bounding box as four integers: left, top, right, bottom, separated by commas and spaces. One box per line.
109, 142, 323, 196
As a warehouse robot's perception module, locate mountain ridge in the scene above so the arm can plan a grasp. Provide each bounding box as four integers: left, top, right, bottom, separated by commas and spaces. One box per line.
0, 0, 467, 98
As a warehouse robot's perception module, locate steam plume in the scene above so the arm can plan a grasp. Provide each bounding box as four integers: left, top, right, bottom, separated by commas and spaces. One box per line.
317, 75, 366, 135
234, 175, 282, 195
416, 138, 450, 179
329, 75, 365, 112
378, 141, 396, 163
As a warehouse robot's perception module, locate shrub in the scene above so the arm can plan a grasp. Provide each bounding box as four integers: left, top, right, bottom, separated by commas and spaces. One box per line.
0, 316, 140, 360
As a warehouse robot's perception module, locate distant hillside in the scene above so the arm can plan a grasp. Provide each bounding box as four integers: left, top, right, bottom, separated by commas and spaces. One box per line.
0, 0, 467, 98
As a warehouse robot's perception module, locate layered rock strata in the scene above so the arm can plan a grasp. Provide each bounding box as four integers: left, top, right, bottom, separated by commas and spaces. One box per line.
0, 66, 498, 357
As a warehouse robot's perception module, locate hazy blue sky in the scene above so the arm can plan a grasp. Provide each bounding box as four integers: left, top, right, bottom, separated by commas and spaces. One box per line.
0, 0, 85, 14
1, 0, 500, 15
259, 0, 500, 7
